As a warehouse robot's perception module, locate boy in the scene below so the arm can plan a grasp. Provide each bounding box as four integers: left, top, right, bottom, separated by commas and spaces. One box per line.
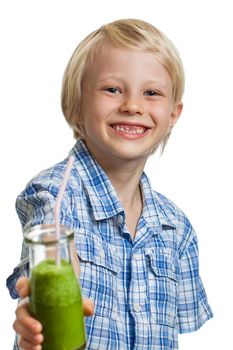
7, 19, 213, 349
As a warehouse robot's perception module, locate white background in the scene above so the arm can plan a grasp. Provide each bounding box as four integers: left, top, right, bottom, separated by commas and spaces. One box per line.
0, 0, 232, 348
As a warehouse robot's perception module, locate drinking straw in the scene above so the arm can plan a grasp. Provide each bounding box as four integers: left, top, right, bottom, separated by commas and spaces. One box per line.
54, 155, 75, 264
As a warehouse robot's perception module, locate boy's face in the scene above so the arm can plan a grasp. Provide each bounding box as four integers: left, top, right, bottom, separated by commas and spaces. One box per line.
79, 44, 182, 167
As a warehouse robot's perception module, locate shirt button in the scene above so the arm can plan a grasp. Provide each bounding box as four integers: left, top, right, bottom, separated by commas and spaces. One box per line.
117, 215, 124, 224
133, 254, 140, 261
133, 303, 141, 312
99, 249, 105, 258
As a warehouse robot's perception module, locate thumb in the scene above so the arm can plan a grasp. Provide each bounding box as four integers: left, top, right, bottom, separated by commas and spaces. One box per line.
16, 277, 30, 298
70, 240, 81, 278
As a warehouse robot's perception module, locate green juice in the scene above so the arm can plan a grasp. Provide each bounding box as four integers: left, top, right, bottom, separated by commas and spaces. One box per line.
30, 259, 86, 350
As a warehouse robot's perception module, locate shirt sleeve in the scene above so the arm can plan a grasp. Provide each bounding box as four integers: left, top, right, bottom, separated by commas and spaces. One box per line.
176, 235, 213, 333
6, 178, 76, 299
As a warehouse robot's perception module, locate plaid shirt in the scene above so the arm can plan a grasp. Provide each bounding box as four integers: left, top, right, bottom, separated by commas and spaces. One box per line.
7, 139, 213, 350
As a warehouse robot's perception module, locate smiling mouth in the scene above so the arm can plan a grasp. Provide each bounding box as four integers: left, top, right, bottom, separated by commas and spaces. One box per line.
110, 124, 148, 135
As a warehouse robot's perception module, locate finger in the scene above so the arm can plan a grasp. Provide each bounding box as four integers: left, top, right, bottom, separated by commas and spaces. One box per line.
15, 303, 42, 334
14, 319, 43, 345
70, 240, 80, 278
16, 277, 30, 298
17, 334, 42, 350
83, 298, 94, 316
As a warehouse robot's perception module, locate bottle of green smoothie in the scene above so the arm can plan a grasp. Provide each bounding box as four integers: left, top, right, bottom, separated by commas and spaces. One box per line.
25, 224, 86, 350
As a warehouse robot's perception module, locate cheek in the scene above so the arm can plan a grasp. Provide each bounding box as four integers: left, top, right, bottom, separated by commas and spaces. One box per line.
93, 102, 115, 123
150, 105, 172, 126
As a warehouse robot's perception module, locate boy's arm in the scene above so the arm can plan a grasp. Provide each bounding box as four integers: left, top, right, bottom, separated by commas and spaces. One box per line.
6, 177, 76, 299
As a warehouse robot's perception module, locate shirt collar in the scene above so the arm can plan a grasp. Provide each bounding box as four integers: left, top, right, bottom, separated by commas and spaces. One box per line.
140, 173, 177, 229
71, 139, 124, 221
70, 139, 177, 229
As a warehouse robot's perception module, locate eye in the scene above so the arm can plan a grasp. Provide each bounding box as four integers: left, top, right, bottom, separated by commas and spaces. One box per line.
144, 90, 161, 97
104, 87, 121, 94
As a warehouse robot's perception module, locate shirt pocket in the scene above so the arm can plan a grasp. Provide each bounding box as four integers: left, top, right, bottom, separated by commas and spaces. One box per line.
145, 248, 179, 328
75, 230, 122, 318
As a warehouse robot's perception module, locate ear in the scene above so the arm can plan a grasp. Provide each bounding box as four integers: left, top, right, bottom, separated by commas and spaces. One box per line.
169, 101, 183, 130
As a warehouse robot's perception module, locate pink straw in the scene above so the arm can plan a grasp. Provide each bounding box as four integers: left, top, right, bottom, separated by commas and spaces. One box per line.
54, 155, 75, 264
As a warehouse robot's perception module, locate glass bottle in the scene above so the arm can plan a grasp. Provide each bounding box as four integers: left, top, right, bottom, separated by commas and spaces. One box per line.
24, 224, 86, 350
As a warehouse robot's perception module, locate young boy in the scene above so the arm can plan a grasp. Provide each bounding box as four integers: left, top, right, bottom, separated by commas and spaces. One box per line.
7, 19, 213, 350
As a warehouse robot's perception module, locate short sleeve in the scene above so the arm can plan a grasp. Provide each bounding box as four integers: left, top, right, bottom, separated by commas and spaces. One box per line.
176, 235, 213, 333
6, 178, 77, 299
15, 179, 74, 230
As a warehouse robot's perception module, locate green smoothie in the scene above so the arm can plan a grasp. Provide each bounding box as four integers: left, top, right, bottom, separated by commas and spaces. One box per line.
30, 259, 86, 350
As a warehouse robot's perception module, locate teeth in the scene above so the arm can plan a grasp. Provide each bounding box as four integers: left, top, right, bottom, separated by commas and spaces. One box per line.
112, 125, 146, 134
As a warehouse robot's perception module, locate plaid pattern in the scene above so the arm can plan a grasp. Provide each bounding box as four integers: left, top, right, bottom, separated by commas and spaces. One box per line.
7, 139, 213, 350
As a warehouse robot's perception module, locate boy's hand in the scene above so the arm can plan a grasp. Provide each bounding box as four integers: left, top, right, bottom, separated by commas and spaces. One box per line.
13, 277, 94, 349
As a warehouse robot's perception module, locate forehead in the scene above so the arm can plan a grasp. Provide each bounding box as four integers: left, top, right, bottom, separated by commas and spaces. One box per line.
85, 43, 172, 88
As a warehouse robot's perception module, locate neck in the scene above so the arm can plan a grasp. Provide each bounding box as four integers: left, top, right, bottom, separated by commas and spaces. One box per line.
107, 167, 143, 207
83, 140, 149, 208
107, 165, 144, 239
84, 142, 147, 238
102, 156, 146, 204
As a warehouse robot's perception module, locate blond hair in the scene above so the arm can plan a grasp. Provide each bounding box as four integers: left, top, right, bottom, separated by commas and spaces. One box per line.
61, 19, 185, 150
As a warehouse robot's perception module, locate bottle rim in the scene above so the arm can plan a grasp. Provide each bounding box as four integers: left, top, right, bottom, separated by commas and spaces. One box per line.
24, 224, 74, 245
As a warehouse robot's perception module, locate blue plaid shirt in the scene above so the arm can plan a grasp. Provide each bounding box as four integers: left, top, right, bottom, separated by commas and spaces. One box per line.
7, 139, 213, 350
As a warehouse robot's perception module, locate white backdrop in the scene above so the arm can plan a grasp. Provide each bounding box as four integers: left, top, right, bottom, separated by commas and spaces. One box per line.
1, 0, 232, 348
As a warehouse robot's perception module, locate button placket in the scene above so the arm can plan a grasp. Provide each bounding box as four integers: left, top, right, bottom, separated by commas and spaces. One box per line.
131, 252, 147, 317
99, 248, 105, 259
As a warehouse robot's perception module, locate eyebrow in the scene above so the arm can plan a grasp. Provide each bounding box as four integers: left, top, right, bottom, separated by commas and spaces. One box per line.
98, 76, 170, 89
143, 79, 170, 89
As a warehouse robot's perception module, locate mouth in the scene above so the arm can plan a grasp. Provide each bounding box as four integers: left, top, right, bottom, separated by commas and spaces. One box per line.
110, 123, 149, 135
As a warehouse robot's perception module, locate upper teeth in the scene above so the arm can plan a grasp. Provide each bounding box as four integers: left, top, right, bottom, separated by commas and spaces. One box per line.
113, 125, 146, 134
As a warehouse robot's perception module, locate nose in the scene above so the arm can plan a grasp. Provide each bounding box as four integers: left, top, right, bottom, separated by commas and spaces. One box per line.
119, 94, 144, 116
